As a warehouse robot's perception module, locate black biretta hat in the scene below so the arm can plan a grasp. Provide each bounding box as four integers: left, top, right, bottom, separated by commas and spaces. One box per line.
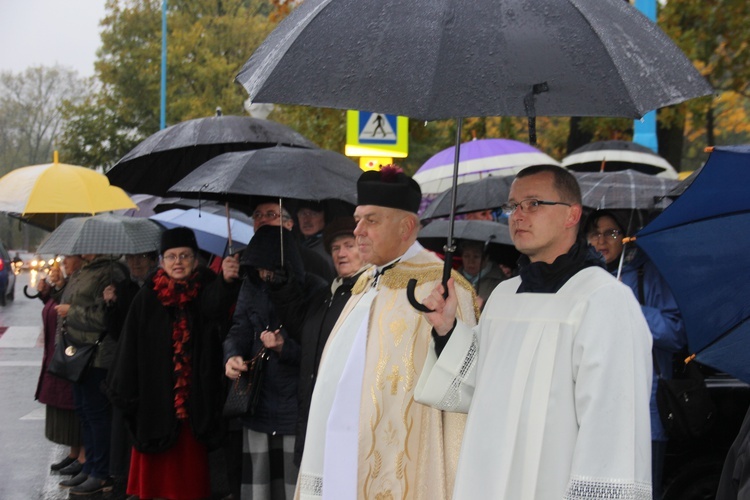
357, 165, 421, 214
160, 227, 199, 254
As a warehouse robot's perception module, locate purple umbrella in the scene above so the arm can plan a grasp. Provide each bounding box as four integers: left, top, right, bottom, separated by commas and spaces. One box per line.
413, 139, 560, 195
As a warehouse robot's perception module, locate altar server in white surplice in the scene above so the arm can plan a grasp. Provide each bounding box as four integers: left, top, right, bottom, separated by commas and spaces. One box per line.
296, 165, 477, 500
415, 165, 654, 500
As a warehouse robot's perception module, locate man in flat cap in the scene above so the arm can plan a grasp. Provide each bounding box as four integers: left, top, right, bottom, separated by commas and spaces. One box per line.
296, 165, 478, 500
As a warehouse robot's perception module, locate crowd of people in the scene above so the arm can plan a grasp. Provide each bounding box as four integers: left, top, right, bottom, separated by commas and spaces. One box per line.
34, 164, 695, 499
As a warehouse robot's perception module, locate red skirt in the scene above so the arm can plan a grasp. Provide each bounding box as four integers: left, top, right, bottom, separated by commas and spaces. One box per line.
127, 422, 210, 500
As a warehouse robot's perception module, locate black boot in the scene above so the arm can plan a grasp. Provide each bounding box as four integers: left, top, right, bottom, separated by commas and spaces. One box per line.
59, 472, 88, 488
69, 476, 114, 496
50, 455, 77, 471
58, 460, 84, 475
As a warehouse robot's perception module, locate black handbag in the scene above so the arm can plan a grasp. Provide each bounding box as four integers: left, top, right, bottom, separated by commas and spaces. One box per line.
47, 324, 103, 384
223, 347, 269, 418
655, 358, 716, 440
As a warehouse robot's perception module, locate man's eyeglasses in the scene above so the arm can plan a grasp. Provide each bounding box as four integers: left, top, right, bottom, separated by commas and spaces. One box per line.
163, 252, 195, 263
253, 210, 282, 221
500, 198, 571, 216
587, 229, 622, 241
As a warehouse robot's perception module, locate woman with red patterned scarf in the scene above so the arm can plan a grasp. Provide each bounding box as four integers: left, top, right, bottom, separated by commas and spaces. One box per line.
107, 227, 240, 500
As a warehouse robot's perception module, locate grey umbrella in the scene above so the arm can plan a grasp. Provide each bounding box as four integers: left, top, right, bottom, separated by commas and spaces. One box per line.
420, 175, 515, 221
235, 0, 712, 311
37, 214, 163, 256
106, 114, 317, 196
573, 170, 679, 210
167, 147, 361, 205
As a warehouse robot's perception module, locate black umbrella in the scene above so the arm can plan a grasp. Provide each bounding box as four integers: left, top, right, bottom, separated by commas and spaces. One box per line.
237, 0, 711, 121
235, 0, 712, 311
106, 114, 317, 196
167, 147, 361, 205
419, 220, 520, 270
420, 175, 515, 221
562, 140, 678, 178
168, 146, 360, 262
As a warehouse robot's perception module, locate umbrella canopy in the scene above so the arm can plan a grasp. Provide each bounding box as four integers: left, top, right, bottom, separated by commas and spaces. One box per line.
107, 115, 317, 196
563, 140, 679, 179
151, 208, 254, 258
413, 139, 560, 195
573, 170, 679, 210
634, 145, 750, 383
0, 154, 136, 222
419, 219, 520, 269
37, 214, 162, 256
420, 176, 515, 221
237, 0, 711, 121
168, 147, 361, 205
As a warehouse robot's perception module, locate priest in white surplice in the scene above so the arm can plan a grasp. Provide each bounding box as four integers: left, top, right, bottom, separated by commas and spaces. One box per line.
415, 165, 654, 500
296, 166, 477, 500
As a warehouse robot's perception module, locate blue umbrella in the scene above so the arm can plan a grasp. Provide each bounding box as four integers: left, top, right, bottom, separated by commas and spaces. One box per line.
151, 208, 254, 258
634, 145, 750, 383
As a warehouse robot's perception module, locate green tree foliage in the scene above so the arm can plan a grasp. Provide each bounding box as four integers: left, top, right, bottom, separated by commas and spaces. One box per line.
659, 0, 750, 170
62, 0, 279, 170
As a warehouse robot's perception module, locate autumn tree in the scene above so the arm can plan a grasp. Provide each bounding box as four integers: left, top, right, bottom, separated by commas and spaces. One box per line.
0, 65, 88, 174
61, 0, 280, 170
659, 0, 750, 171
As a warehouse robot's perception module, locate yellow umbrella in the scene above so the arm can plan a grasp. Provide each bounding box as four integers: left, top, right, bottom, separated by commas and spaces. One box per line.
0, 152, 136, 218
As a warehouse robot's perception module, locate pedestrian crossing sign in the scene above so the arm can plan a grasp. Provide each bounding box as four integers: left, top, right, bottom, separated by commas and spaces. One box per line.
346, 110, 408, 158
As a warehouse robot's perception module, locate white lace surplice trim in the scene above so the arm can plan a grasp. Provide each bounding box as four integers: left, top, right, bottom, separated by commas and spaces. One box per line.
565, 475, 651, 500
299, 472, 323, 497
438, 333, 478, 411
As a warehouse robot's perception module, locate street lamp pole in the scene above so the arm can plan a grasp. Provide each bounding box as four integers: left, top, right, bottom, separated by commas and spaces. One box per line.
632, 0, 658, 153
160, 0, 167, 130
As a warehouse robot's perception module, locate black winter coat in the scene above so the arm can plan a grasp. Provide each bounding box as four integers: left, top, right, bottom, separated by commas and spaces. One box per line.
106, 267, 239, 453
223, 226, 326, 435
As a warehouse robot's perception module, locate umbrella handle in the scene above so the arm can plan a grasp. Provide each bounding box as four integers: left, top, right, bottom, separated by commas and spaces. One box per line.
406, 251, 453, 313
23, 285, 40, 299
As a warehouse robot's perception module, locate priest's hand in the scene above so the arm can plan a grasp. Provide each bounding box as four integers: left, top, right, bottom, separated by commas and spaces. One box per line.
226, 355, 247, 380
422, 278, 458, 336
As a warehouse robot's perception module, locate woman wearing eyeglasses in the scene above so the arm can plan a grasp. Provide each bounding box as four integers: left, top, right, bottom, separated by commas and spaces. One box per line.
107, 227, 241, 500
585, 209, 686, 500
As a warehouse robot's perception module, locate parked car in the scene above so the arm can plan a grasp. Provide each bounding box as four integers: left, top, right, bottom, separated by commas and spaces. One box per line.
0, 242, 17, 305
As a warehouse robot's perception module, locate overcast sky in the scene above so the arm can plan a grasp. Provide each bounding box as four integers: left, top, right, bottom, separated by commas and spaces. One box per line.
0, 0, 108, 77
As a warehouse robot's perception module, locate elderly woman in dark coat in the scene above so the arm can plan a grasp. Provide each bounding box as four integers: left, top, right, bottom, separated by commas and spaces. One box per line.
50, 253, 129, 495
224, 225, 325, 500
36, 255, 85, 473
107, 228, 240, 500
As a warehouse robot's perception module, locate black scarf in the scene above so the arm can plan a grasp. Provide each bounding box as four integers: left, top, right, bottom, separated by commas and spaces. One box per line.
516, 239, 604, 294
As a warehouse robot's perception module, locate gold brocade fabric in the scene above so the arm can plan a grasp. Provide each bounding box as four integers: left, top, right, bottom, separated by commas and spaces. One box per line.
351, 250, 478, 500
